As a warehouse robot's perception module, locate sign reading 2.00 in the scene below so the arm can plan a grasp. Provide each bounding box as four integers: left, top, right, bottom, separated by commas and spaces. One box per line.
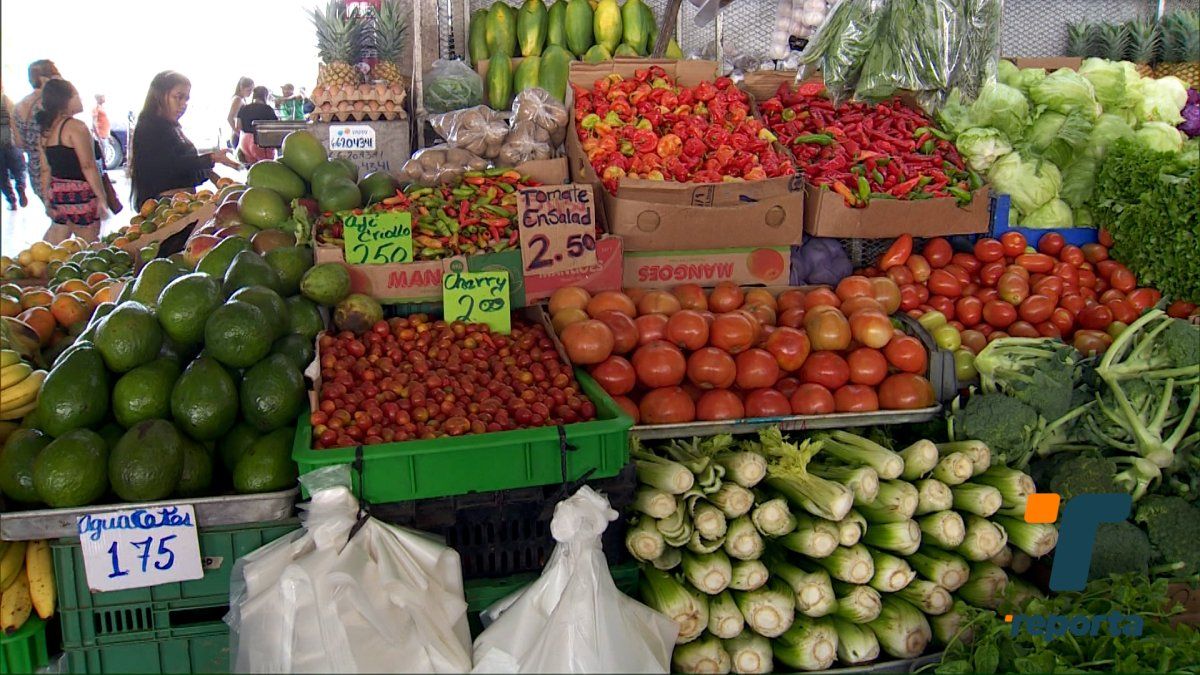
517, 184, 598, 276
342, 211, 413, 265
77, 505, 203, 592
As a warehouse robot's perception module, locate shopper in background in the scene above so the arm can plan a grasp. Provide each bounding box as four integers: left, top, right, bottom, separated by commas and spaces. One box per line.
236, 86, 278, 165
11, 59, 61, 207
226, 76, 253, 153
1, 85, 29, 210
300, 86, 316, 116
91, 93, 110, 141
130, 70, 238, 210
276, 83, 305, 121
36, 79, 106, 243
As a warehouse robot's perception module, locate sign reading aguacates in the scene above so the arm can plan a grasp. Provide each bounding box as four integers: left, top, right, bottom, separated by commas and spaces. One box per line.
78, 505, 203, 592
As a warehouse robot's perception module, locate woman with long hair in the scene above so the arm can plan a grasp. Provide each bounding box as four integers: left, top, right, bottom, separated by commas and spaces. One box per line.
36, 79, 106, 243
11, 59, 60, 207
130, 71, 238, 210
227, 76, 253, 151
236, 86, 278, 165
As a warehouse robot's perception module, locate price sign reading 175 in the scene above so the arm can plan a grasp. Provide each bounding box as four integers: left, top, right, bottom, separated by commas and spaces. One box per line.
518, 184, 598, 276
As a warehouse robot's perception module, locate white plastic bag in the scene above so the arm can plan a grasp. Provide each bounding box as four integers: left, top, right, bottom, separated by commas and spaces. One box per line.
227, 466, 473, 674
471, 486, 678, 674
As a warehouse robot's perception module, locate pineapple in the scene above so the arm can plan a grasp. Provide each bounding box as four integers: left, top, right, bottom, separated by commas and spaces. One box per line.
313, 0, 367, 88
1124, 16, 1161, 77
1092, 21, 1129, 61
1066, 21, 1094, 58
1158, 9, 1200, 88
370, 0, 409, 86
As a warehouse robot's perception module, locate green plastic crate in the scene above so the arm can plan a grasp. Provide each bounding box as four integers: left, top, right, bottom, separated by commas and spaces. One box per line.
52, 520, 299, 612
1, 615, 50, 674
293, 370, 632, 503
59, 599, 231, 649
62, 624, 229, 674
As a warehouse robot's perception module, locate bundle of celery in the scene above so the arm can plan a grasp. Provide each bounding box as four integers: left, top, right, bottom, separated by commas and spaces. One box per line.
630, 428, 1057, 673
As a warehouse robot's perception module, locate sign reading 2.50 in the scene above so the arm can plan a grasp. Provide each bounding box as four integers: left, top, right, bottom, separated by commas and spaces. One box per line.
342, 211, 413, 265
517, 184, 598, 276
77, 505, 203, 592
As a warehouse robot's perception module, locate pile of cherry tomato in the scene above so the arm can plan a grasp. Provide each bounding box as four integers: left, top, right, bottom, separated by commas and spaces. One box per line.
859, 230, 1199, 375
573, 66, 795, 194
547, 282, 938, 426
311, 316, 597, 448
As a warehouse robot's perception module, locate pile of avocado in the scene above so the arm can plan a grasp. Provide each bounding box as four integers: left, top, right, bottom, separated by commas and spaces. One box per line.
0, 239, 351, 509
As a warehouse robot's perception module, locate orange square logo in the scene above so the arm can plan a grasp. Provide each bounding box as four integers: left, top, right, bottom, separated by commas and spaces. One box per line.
1025, 493, 1062, 524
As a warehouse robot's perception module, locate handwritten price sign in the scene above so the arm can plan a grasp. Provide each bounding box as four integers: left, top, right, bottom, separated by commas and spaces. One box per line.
342, 211, 413, 265
443, 261, 510, 334
77, 505, 203, 592
518, 184, 598, 276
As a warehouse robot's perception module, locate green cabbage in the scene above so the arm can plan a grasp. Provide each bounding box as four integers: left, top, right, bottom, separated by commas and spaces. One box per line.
969, 81, 1030, 141
1086, 113, 1137, 160
998, 60, 1021, 88
1073, 206, 1094, 228
1014, 68, 1047, 97
956, 127, 1012, 172
987, 152, 1062, 215
1025, 110, 1093, 167
1031, 68, 1101, 120
937, 89, 977, 138
1132, 76, 1188, 125
1078, 58, 1135, 111
1060, 156, 1098, 208
1023, 199, 1073, 229
1135, 121, 1185, 153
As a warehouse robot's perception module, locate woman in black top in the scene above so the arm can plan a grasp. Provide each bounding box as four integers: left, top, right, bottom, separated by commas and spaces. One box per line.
235, 86, 277, 165
130, 71, 238, 210
35, 79, 106, 243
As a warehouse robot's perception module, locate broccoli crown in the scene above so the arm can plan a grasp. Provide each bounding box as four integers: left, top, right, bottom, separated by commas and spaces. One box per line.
1135, 495, 1200, 576
1089, 521, 1152, 580
953, 393, 1041, 466
1162, 319, 1200, 371
975, 339, 1088, 422
1049, 455, 1120, 501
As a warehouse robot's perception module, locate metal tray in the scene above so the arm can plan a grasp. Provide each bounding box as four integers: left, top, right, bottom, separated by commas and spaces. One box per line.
631, 406, 942, 440
0, 488, 298, 541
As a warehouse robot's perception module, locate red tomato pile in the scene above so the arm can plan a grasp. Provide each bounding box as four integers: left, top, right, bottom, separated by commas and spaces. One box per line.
758, 84, 975, 208
573, 66, 794, 194
861, 231, 1169, 358
547, 282, 937, 426
311, 316, 596, 448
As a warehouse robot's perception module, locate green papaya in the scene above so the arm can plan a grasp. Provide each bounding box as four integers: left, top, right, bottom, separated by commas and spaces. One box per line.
564, 0, 594, 57
614, 43, 638, 58
583, 44, 612, 63
487, 53, 514, 110
643, 2, 658, 53
621, 0, 649, 55
513, 56, 542, 94
469, 9, 490, 67
485, 2, 518, 58
517, 0, 548, 56
665, 38, 684, 60
539, 46, 573, 102
546, 0, 568, 49
593, 0, 622, 53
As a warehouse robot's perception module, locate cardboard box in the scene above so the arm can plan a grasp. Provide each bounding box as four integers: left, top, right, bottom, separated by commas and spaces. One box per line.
1008, 57, 1082, 71
517, 157, 569, 185
803, 184, 990, 238
739, 70, 822, 102
568, 59, 806, 252
525, 235, 624, 302
119, 202, 216, 256
624, 247, 791, 289
314, 246, 527, 305
310, 120, 412, 180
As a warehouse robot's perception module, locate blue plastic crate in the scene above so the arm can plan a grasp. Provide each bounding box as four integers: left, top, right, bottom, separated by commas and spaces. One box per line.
989, 194, 1099, 248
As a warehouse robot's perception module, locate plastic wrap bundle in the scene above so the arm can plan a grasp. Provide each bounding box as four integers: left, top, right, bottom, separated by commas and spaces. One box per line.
399, 145, 490, 187
226, 466, 473, 673
498, 89, 570, 166
424, 59, 484, 114
471, 486, 679, 674
429, 106, 510, 160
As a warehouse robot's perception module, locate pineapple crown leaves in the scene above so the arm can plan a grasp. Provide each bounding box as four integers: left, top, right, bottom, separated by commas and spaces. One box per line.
1123, 16, 1162, 63
1162, 9, 1199, 62
312, 0, 367, 64
372, 0, 409, 61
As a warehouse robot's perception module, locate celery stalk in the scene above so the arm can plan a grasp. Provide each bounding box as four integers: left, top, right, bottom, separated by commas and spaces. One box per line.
899, 439, 940, 480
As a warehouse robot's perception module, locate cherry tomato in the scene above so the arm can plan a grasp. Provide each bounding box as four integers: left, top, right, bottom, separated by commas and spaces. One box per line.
973, 238, 1005, 263
915, 285, 930, 304
979, 261, 1006, 288
923, 238, 954, 268
1098, 228, 1114, 247
955, 296, 984, 327
928, 295, 957, 320
790, 383, 835, 415
987, 330, 1010, 343
962, 282, 980, 298
885, 334, 928, 374
1095, 260, 1120, 280
983, 300, 1017, 328
1106, 299, 1138, 324
1059, 245, 1085, 267
1049, 307, 1075, 335
1033, 276, 1063, 303
1127, 288, 1161, 312
1078, 268, 1098, 289
950, 254, 982, 275
954, 348, 978, 382
835, 384, 880, 412
1016, 253, 1056, 274
878, 234, 913, 270
887, 265, 915, 287
933, 324, 962, 350
975, 288, 1000, 305
960, 329, 987, 354
799, 351, 850, 390
1008, 320, 1040, 338
906, 254, 932, 283
1082, 243, 1109, 264
847, 348, 889, 386
918, 310, 947, 332
1000, 231, 1027, 258
1037, 232, 1065, 256
878, 373, 936, 410
1109, 266, 1136, 293
998, 273, 1030, 306
1036, 321, 1062, 338
1018, 295, 1055, 324
943, 264, 972, 287
1099, 289, 1126, 304
1074, 330, 1113, 356
1059, 294, 1087, 317
928, 269, 963, 298
1167, 300, 1198, 319
1078, 305, 1114, 330
1005, 264, 1031, 281
899, 284, 922, 311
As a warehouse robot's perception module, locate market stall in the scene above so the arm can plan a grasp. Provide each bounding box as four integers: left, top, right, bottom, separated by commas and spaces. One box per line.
1, 0, 1199, 673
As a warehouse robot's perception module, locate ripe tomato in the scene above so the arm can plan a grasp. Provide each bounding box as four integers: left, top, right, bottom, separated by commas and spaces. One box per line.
639, 386, 696, 424
1015, 253, 1055, 274
1034, 275, 1064, 301
1127, 288, 1161, 312
744, 289, 778, 313
928, 269, 963, 298
1000, 231, 1027, 258
1095, 260, 1120, 281
928, 295, 957, 321
1059, 245, 1084, 268
1078, 268, 1098, 289
887, 265, 915, 287
847, 347, 888, 386
836, 276, 875, 302
955, 296, 984, 327
1078, 305, 1114, 331
790, 383, 835, 415
923, 238, 954, 268
842, 296, 885, 317
561, 320, 615, 365
805, 287, 842, 310
672, 283, 708, 311
744, 388, 792, 417
735, 348, 781, 389
632, 341, 687, 388
1037, 233, 1065, 256
1059, 294, 1087, 317
998, 273, 1030, 306
973, 238, 1005, 263
634, 313, 669, 345
870, 277, 903, 314
765, 326, 811, 371
590, 356, 636, 396
1167, 300, 1197, 318
695, 389, 745, 421
951, 254, 982, 276
587, 291, 637, 318
979, 261, 1006, 288
595, 310, 639, 354
1109, 266, 1136, 293
710, 312, 756, 353
878, 373, 936, 410
638, 290, 682, 316
612, 396, 640, 423
899, 284, 921, 311
805, 309, 852, 351
778, 307, 806, 328
906, 254, 932, 283
1073, 330, 1113, 356
777, 289, 806, 311
1106, 299, 1138, 324
664, 310, 710, 351
1005, 264, 1031, 281
708, 282, 745, 313
834, 385, 880, 412
1036, 321, 1062, 338
884, 334, 928, 374
1082, 243, 1109, 264
849, 310, 894, 349
983, 300, 1017, 328
1008, 320, 1040, 338
1098, 228, 1114, 247
1099, 289, 1126, 304
943, 264, 972, 287
799, 351, 851, 390
687, 347, 737, 389
1018, 295, 1055, 324
960, 329, 987, 354
915, 285, 930, 304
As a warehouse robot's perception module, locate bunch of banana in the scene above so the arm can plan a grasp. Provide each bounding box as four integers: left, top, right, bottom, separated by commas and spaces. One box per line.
0, 349, 46, 421
1, 539, 55, 634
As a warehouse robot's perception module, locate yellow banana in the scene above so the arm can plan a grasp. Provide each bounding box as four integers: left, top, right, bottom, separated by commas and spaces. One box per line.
0, 349, 20, 368
0, 420, 17, 443
0, 400, 38, 421
0, 541, 26, 591
0, 362, 31, 389
25, 540, 54, 619
0, 569, 32, 633
0, 370, 44, 411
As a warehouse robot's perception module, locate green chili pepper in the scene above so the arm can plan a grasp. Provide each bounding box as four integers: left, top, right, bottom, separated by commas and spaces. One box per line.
497, 182, 516, 193
967, 170, 983, 190
407, 187, 434, 198
856, 176, 870, 203
480, 204, 510, 217
870, 192, 896, 200
947, 186, 973, 204
792, 133, 834, 145
872, 170, 885, 185
781, 108, 797, 122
